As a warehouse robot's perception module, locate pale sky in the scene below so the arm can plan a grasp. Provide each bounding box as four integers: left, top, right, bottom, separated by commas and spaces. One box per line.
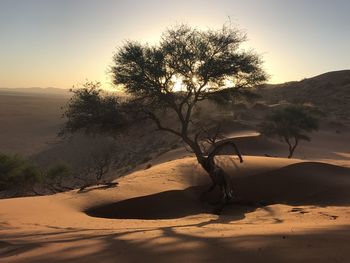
1, 0, 349, 88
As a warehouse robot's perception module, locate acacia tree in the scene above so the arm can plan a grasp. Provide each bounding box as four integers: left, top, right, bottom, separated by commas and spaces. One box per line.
260, 105, 319, 158
60, 81, 127, 135
62, 25, 267, 209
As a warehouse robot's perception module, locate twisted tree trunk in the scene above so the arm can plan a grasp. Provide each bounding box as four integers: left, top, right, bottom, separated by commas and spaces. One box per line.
194, 140, 244, 214
285, 136, 298, 158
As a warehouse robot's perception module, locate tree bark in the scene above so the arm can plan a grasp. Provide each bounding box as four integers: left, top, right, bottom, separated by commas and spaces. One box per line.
193, 140, 243, 213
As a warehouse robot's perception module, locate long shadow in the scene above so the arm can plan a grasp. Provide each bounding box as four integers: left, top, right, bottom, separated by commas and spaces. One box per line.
0, 240, 39, 259
1, 223, 350, 263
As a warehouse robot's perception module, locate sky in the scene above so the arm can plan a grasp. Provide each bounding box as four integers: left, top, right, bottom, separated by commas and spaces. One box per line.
1, 0, 350, 89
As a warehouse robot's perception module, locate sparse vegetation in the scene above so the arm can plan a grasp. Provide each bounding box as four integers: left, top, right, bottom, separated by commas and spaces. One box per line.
43, 162, 74, 193
75, 146, 118, 192
0, 153, 74, 196
259, 105, 319, 158
0, 153, 41, 193
0, 149, 120, 196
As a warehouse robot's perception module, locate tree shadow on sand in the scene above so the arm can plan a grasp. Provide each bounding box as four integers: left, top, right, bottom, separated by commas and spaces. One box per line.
1, 223, 350, 263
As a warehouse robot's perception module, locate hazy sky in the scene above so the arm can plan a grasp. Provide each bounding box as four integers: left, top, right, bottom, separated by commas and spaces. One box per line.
1, 0, 349, 88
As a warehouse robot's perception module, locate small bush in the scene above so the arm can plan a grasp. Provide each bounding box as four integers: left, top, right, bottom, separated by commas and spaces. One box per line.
0, 153, 42, 191
47, 163, 72, 180
0, 154, 75, 196
45, 162, 72, 187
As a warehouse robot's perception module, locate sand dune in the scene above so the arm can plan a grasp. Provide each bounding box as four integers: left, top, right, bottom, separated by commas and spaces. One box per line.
233, 162, 350, 206
1, 153, 350, 262
151, 130, 350, 169
259, 70, 350, 122
86, 160, 350, 220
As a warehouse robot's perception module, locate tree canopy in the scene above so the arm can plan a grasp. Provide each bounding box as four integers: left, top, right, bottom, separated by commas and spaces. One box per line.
111, 25, 266, 131
260, 105, 319, 158
60, 82, 128, 136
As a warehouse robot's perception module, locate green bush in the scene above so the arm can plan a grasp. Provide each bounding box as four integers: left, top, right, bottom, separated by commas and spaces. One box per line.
45, 163, 72, 186
0, 153, 42, 191
47, 163, 72, 179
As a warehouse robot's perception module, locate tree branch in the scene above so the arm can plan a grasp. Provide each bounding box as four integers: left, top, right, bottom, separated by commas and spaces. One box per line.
208, 140, 243, 163
145, 110, 182, 137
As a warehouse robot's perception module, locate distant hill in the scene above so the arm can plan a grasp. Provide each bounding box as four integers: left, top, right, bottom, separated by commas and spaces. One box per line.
258, 70, 350, 122
0, 87, 71, 97
0, 69, 349, 157
0, 86, 124, 97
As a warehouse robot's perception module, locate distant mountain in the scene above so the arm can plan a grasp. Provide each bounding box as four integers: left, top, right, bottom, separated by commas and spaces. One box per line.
0, 87, 71, 97
258, 70, 350, 122
0, 86, 123, 97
